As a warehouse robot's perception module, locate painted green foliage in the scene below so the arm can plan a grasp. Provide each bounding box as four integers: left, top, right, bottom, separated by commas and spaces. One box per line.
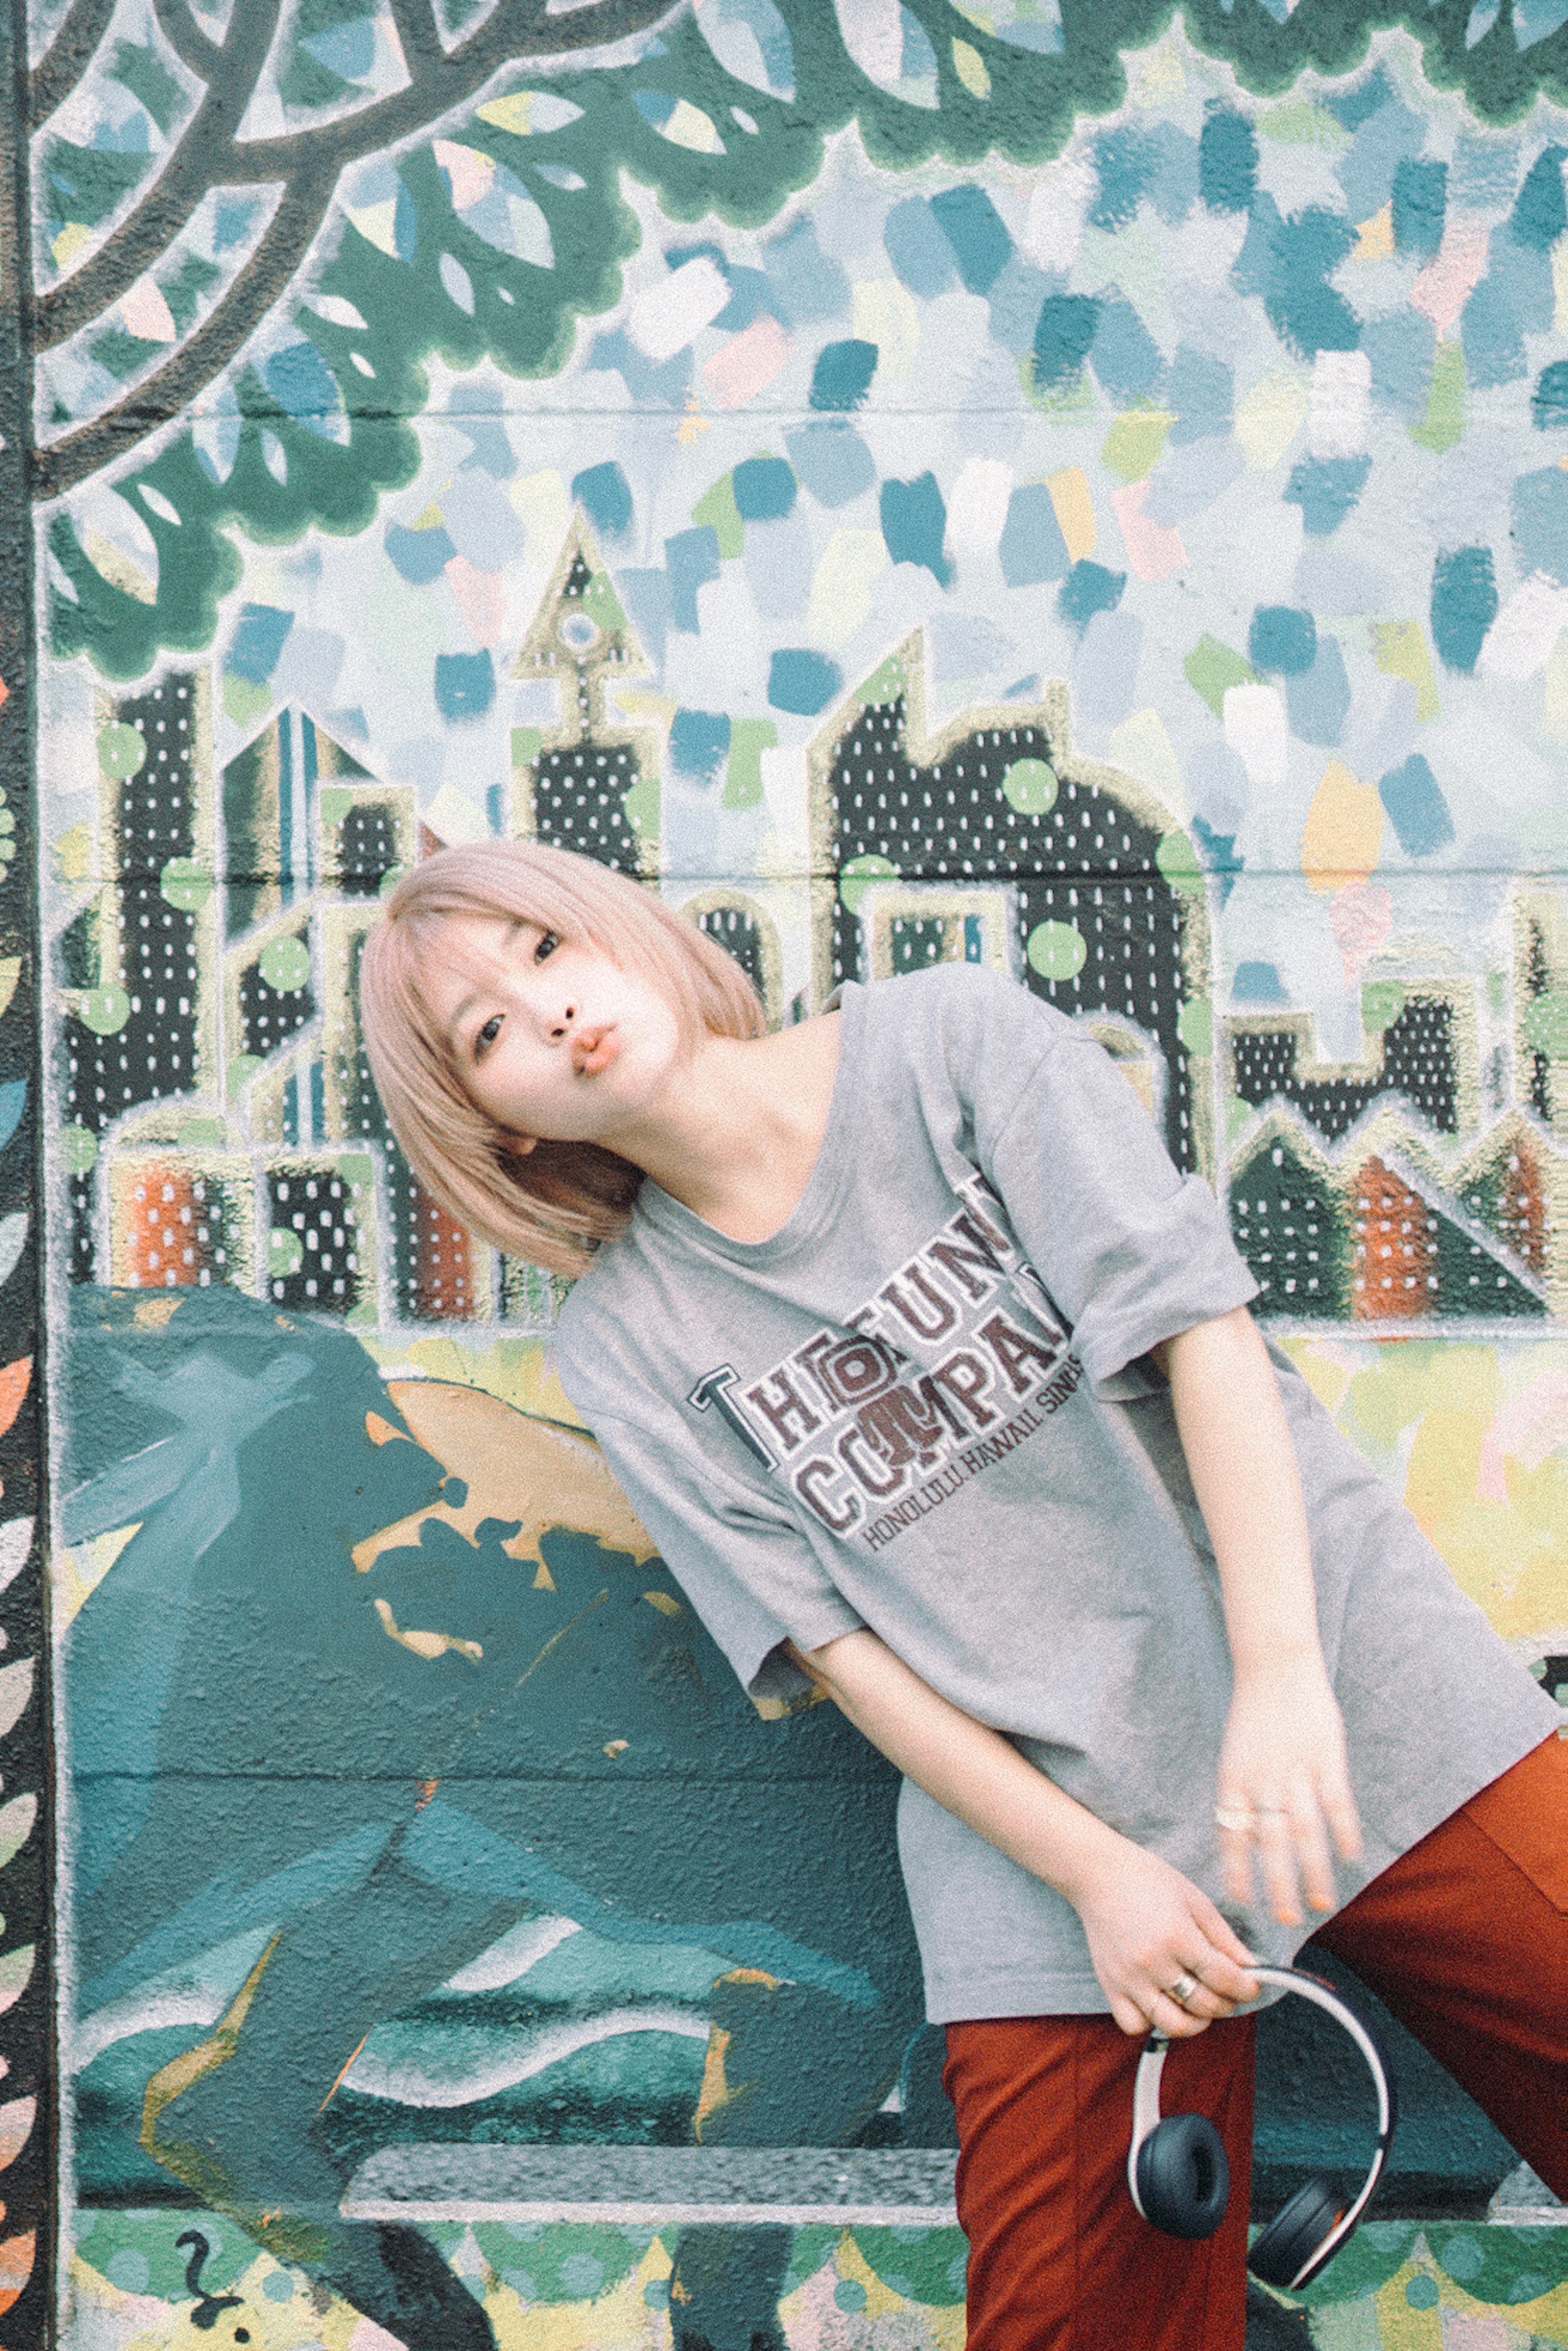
42, 0, 1568, 678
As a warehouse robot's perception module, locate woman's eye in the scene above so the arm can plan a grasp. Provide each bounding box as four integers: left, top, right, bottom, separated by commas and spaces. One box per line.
534, 929, 559, 963
475, 1014, 503, 1056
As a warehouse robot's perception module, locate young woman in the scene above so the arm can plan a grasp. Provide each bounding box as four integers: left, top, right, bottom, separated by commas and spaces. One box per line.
361, 838, 1564, 2351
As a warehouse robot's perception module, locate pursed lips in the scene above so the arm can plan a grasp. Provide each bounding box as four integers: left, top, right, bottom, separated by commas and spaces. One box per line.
570, 1023, 619, 1076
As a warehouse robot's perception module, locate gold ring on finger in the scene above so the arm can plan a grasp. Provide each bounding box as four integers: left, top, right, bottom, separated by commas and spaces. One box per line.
1169, 1971, 1200, 2006
1213, 1803, 1254, 1833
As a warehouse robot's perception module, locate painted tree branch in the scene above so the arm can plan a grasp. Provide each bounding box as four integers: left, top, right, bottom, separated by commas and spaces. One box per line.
36, 0, 675, 355
150, 0, 224, 82
36, 0, 287, 351
26, 0, 116, 126
384, 0, 448, 77
33, 167, 341, 504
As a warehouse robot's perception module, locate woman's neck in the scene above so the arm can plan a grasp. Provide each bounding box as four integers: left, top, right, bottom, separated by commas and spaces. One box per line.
610, 1013, 842, 1243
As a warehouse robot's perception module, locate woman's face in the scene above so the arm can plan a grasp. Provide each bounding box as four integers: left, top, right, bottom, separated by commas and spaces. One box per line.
424, 912, 685, 1150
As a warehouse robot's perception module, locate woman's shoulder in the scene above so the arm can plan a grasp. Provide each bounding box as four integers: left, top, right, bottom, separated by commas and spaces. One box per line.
854, 958, 1076, 1073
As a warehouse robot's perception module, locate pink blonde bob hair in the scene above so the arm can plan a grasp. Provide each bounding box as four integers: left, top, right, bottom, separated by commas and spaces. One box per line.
359, 840, 765, 1276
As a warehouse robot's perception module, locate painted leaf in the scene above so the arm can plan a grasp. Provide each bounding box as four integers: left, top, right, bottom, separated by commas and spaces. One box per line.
0, 1361, 31, 1441
0, 1522, 31, 1598
0, 2097, 35, 2174
0, 1948, 34, 2020
0, 1219, 26, 1291
0, 2228, 35, 2312
0, 1662, 34, 1744
696, 0, 797, 98
0, 1800, 37, 1874
0, 1085, 24, 1153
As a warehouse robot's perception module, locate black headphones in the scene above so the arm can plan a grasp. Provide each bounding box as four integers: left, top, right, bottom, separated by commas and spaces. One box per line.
1127, 1964, 1396, 2290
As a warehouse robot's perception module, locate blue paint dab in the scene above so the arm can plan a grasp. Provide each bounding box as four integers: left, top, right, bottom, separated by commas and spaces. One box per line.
1090, 125, 1162, 231
572, 461, 633, 539
1512, 146, 1567, 250
1430, 546, 1498, 671
1198, 105, 1256, 213
228, 602, 294, 682
883, 197, 956, 298
669, 709, 731, 780
586, 329, 691, 407
1264, 210, 1361, 357
764, 217, 848, 326
929, 185, 1012, 294
998, 484, 1070, 587
1141, 121, 1200, 225
214, 198, 256, 252
434, 651, 494, 722
1285, 456, 1371, 537
1362, 311, 1434, 410
880, 473, 951, 585
1337, 97, 1427, 227
1379, 754, 1455, 856
619, 568, 669, 662
1032, 294, 1100, 391
1167, 345, 1232, 444
1090, 297, 1163, 405
1192, 816, 1242, 906
1392, 157, 1447, 259
1515, 0, 1568, 46
665, 527, 722, 632
784, 421, 875, 508
384, 522, 455, 584
810, 340, 878, 412
1532, 360, 1568, 428
1234, 960, 1288, 1005
1327, 66, 1394, 132
712, 266, 773, 334
1461, 229, 1550, 389
733, 456, 796, 520
768, 649, 841, 715
0, 1082, 25, 1154
1285, 638, 1351, 747
1511, 466, 1568, 581
1059, 560, 1125, 636
1249, 606, 1316, 675
262, 342, 340, 438
1232, 190, 1283, 303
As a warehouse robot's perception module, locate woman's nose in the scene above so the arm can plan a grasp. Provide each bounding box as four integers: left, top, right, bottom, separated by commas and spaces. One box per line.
548, 1000, 576, 1039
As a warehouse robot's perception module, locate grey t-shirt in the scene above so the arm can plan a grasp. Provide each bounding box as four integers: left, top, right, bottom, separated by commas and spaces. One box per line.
556, 964, 1557, 2021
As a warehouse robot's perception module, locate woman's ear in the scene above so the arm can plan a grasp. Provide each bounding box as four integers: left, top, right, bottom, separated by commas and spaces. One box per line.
508, 1134, 539, 1158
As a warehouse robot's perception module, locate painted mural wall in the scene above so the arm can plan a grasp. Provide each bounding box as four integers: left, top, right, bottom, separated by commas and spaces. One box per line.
1, 0, 1565, 2343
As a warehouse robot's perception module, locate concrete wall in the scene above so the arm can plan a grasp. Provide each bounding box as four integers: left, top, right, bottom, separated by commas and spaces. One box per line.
3, 1, 1564, 2342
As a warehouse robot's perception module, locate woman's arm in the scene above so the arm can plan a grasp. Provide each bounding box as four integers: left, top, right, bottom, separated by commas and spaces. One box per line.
1156, 1307, 1364, 1924
795, 1628, 1261, 2038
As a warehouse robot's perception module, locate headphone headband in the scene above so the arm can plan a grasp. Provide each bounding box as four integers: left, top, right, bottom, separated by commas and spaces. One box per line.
1126, 1963, 1396, 2290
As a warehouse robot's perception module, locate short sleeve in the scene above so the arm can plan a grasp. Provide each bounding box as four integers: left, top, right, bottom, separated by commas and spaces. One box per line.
977, 1023, 1259, 1396
570, 1404, 866, 1701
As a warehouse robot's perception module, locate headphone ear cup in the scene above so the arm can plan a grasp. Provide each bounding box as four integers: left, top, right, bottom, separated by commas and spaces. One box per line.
1135, 2113, 1231, 2240
1248, 2175, 1344, 2289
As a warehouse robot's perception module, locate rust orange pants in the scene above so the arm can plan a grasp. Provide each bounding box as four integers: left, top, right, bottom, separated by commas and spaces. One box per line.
942, 1734, 1567, 2351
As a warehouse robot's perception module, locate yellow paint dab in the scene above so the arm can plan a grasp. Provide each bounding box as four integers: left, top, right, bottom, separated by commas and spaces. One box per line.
1354, 202, 1394, 263
51, 221, 90, 271
603, 1738, 628, 1757
532, 1560, 556, 1589
409, 500, 445, 531
642, 1589, 684, 1616
1371, 619, 1439, 721
1301, 760, 1385, 893
1046, 466, 1096, 560
477, 90, 533, 134
56, 1522, 140, 1625
952, 39, 990, 97
365, 1410, 407, 1446
83, 530, 155, 605
1234, 368, 1308, 470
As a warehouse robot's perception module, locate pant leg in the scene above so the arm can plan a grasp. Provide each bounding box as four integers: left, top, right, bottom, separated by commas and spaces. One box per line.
942, 2012, 1256, 2351
1316, 1731, 1568, 2196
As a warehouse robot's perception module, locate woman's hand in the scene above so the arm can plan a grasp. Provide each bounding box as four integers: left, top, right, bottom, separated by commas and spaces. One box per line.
1074, 1842, 1261, 2038
1215, 1661, 1363, 1925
